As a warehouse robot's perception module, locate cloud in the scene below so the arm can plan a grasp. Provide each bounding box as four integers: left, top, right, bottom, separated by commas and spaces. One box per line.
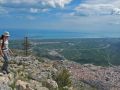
0, 7, 8, 14
112, 8, 120, 15
29, 8, 49, 13
0, 0, 72, 16
74, 0, 120, 16
0, 0, 72, 8
30, 8, 39, 13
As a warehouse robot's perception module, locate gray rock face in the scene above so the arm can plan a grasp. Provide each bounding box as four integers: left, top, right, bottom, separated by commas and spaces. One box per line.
45, 79, 58, 90
0, 74, 12, 90
0, 83, 12, 90
36, 87, 49, 90
16, 80, 32, 90
0, 55, 79, 90
0, 55, 58, 90
82, 80, 110, 90
0, 84, 12, 90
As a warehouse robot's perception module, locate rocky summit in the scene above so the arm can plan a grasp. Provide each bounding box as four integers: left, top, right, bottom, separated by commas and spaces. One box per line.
0, 55, 120, 90
0, 56, 59, 90
0, 55, 96, 90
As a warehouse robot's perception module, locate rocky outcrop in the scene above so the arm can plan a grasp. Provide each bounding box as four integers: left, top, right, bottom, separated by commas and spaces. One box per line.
0, 73, 12, 90
0, 55, 99, 90
16, 80, 32, 90
81, 80, 110, 90
44, 79, 58, 90
0, 56, 59, 90
0, 83, 12, 90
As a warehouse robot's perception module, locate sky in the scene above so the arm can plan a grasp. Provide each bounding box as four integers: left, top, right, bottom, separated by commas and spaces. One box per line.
0, 0, 120, 34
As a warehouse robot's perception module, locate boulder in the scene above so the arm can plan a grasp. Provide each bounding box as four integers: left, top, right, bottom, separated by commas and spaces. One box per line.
0, 75, 12, 90
0, 83, 12, 90
0, 75, 10, 84
36, 87, 49, 90
29, 80, 42, 89
16, 80, 33, 90
28, 80, 49, 90
44, 79, 58, 90
63, 86, 73, 90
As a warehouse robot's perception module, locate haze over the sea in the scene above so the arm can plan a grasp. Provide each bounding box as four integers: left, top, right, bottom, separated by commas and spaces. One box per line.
0, 29, 120, 39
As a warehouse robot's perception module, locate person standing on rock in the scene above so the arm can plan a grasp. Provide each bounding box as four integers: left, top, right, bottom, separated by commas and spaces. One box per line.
0, 31, 13, 74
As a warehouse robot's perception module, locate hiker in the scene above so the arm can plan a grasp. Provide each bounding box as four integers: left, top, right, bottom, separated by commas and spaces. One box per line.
0, 31, 13, 74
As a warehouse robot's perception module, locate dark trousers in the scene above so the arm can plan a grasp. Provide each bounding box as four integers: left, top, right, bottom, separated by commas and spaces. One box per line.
1, 50, 9, 72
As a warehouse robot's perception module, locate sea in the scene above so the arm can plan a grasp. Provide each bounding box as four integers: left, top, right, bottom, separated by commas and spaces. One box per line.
0, 29, 120, 40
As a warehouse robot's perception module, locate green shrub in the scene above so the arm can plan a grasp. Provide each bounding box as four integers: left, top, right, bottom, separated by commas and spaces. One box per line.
54, 68, 72, 90
9, 80, 16, 90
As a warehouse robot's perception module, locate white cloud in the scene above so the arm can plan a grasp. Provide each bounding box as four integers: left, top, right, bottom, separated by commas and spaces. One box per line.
29, 8, 49, 13
42, 8, 49, 12
0, 0, 72, 15
30, 8, 39, 13
0, 0, 72, 8
74, 0, 120, 16
0, 7, 8, 14
112, 8, 120, 15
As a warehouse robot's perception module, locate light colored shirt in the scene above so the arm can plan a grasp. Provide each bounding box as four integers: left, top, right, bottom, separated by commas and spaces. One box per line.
0, 40, 9, 51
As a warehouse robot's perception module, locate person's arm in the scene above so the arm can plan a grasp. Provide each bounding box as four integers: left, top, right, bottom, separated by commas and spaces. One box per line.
0, 49, 4, 57
0, 44, 4, 57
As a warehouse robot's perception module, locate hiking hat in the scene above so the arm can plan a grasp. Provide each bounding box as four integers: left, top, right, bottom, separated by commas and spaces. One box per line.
4, 31, 10, 36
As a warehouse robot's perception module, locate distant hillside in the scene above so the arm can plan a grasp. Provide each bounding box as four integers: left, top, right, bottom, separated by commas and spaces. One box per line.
19, 38, 120, 66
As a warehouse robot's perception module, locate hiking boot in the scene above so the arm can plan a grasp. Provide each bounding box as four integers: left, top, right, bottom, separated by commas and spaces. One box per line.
6, 70, 10, 74
2, 70, 10, 74
2, 70, 7, 74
